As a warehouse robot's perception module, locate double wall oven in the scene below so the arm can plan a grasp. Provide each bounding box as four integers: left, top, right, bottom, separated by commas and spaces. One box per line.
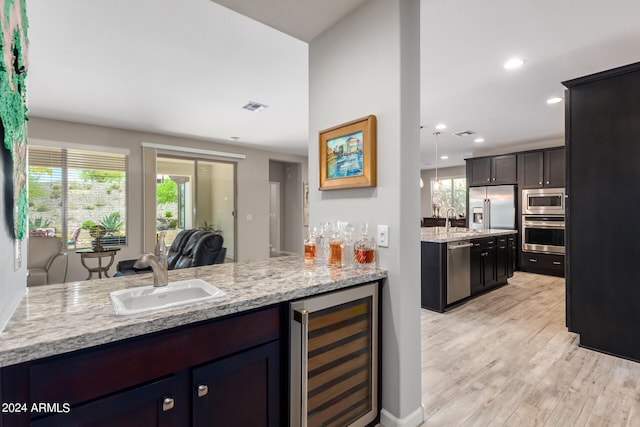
521, 188, 565, 254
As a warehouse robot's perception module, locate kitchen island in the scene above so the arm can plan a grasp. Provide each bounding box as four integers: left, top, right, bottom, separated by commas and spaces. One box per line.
0, 256, 386, 426
421, 227, 517, 312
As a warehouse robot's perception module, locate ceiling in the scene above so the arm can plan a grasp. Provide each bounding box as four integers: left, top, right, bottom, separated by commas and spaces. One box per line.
26, 0, 640, 167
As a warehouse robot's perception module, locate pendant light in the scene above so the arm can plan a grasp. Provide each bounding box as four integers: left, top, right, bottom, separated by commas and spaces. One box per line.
433, 131, 441, 190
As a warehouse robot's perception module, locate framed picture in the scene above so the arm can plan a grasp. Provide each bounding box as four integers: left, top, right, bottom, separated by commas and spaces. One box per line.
319, 115, 377, 190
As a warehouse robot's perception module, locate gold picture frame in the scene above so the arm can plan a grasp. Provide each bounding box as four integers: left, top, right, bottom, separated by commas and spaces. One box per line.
319, 115, 377, 190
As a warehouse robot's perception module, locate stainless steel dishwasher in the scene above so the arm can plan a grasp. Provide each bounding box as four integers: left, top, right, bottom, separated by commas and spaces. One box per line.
447, 240, 472, 304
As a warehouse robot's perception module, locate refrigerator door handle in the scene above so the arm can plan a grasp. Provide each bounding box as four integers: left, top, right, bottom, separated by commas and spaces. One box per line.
484, 199, 491, 230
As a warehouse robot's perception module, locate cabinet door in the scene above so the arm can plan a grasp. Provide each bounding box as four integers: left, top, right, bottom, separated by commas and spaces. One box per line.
467, 158, 492, 186
519, 152, 544, 188
544, 148, 565, 187
483, 248, 497, 287
470, 243, 483, 295
506, 236, 516, 278
495, 238, 508, 285
31, 376, 183, 427
490, 155, 517, 184
192, 341, 280, 427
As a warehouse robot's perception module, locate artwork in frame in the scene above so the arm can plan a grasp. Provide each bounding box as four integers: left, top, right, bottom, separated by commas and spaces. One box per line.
319, 115, 377, 190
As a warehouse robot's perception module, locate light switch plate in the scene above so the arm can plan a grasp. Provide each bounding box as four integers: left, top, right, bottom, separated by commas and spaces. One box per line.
377, 225, 389, 247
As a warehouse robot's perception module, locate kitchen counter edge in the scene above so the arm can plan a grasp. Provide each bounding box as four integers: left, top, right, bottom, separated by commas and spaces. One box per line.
421, 228, 518, 243
0, 256, 387, 367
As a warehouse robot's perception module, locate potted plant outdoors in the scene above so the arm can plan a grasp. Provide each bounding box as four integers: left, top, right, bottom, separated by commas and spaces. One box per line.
99, 212, 127, 246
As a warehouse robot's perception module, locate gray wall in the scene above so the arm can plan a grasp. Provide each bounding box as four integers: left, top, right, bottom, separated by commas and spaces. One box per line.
309, 0, 423, 425
28, 117, 308, 282
0, 148, 27, 332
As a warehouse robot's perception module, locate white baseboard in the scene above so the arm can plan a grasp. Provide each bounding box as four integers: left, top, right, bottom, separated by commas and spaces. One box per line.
379, 404, 425, 427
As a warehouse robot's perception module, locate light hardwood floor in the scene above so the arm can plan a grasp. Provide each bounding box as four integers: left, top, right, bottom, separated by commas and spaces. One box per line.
421, 272, 640, 426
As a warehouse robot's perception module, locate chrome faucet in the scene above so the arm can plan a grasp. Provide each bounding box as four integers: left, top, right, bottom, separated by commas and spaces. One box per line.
445, 207, 457, 232
134, 253, 168, 287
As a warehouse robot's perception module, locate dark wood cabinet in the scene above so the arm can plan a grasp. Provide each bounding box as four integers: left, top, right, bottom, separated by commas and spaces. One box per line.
421, 241, 446, 312
467, 157, 491, 185
470, 241, 483, 294
495, 236, 509, 284
467, 155, 516, 186
506, 235, 516, 278
518, 148, 565, 189
544, 148, 565, 187
564, 62, 640, 362
31, 375, 185, 427
519, 252, 564, 277
470, 237, 501, 295
491, 154, 518, 184
192, 341, 281, 427
1, 307, 283, 427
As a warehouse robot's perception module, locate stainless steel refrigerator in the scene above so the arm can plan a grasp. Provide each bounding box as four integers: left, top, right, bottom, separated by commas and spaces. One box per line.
468, 185, 516, 230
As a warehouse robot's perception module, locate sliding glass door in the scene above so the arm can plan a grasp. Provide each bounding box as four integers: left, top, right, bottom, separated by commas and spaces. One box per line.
156, 156, 236, 261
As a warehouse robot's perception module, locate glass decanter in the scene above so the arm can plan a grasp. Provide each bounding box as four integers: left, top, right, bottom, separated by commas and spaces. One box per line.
304, 226, 318, 261
354, 223, 377, 269
340, 223, 355, 270
328, 225, 343, 267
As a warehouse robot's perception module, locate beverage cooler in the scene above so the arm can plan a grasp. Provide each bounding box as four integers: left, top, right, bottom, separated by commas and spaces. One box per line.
290, 282, 379, 427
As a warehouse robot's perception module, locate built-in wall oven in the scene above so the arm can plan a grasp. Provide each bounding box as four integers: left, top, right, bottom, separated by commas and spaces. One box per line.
522, 188, 565, 215
522, 215, 565, 254
522, 188, 565, 254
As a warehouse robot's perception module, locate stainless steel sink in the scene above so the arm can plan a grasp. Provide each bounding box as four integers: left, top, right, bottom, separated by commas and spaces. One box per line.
110, 279, 226, 315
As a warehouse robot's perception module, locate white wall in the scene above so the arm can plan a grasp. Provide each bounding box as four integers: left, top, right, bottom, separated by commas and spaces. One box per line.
0, 147, 27, 333
28, 117, 308, 282
309, 0, 423, 425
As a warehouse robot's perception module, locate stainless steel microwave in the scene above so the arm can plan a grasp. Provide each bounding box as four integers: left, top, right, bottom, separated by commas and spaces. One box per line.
522, 188, 565, 215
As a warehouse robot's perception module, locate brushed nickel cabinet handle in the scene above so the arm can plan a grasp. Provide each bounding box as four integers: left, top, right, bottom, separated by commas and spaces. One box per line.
529, 258, 538, 263
553, 261, 562, 265
163, 397, 174, 412
197, 384, 208, 397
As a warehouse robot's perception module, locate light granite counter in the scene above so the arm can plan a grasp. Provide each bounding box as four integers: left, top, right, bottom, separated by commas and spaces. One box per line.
421, 227, 517, 243
0, 256, 386, 368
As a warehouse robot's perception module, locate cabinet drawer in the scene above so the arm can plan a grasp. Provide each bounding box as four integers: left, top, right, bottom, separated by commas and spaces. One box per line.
471, 238, 495, 253
27, 306, 282, 406
521, 252, 564, 271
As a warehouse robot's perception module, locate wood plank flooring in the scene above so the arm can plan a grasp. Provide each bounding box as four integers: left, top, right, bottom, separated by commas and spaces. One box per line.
421, 272, 640, 426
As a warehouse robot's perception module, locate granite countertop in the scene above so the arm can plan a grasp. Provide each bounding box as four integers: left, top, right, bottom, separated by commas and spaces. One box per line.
0, 256, 387, 368
421, 227, 518, 243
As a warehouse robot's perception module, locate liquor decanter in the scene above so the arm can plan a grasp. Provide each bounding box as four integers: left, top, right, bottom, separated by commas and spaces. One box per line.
354, 223, 377, 268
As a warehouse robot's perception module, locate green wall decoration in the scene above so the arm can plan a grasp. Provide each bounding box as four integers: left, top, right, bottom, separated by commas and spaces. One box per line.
0, 0, 29, 241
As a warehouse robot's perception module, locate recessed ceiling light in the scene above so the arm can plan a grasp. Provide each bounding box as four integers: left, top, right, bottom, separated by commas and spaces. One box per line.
504, 57, 525, 70
435, 123, 447, 130
546, 96, 563, 104
474, 138, 484, 143
441, 155, 448, 160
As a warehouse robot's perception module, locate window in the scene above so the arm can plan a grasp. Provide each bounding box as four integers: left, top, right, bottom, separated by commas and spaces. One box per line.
28, 145, 128, 249
431, 177, 466, 217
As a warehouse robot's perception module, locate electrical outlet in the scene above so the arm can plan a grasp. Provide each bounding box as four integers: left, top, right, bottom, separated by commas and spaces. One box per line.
377, 225, 389, 247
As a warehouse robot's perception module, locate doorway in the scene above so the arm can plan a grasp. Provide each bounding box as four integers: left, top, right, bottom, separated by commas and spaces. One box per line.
268, 160, 303, 256
157, 156, 236, 261
269, 182, 281, 255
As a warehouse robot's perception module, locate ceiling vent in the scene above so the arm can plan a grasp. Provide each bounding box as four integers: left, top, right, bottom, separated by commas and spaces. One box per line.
453, 130, 475, 137
242, 101, 269, 112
